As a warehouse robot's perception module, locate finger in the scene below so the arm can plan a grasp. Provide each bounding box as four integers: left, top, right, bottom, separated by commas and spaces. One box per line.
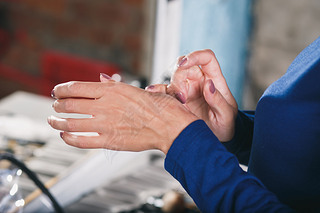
52, 81, 109, 99
60, 132, 105, 149
145, 84, 187, 104
47, 116, 98, 132
177, 49, 221, 79
145, 84, 167, 94
203, 79, 232, 118
61, 132, 123, 150
179, 49, 236, 106
52, 98, 98, 114
169, 65, 203, 104
100, 73, 111, 82
171, 64, 202, 90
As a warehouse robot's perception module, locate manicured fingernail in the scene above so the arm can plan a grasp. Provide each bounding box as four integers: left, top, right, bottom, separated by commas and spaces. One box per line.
209, 80, 215, 94
51, 90, 56, 99
60, 132, 64, 139
175, 92, 186, 104
145, 85, 155, 90
100, 73, 111, 79
178, 57, 187, 67
47, 116, 51, 125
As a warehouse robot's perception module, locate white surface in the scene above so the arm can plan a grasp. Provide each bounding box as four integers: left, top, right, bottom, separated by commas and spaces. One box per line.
0, 91, 155, 212
25, 150, 152, 212
0, 91, 55, 123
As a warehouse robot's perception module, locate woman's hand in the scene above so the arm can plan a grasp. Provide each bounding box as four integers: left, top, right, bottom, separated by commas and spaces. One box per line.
146, 49, 238, 142
47, 80, 198, 154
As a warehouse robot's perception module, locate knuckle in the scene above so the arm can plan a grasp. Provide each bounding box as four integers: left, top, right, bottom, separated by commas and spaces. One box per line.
205, 49, 215, 56
66, 119, 76, 131
67, 81, 80, 94
64, 99, 75, 112
76, 141, 87, 149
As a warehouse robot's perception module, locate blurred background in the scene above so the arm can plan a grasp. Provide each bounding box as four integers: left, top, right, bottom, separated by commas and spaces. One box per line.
0, 0, 319, 108
0, 0, 320, 212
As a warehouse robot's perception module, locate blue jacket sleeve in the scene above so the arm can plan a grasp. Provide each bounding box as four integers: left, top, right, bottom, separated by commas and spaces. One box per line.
165, 120, 294, 213
223, 110, 255, 165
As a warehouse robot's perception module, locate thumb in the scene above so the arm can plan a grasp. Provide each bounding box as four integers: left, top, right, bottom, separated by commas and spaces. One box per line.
203, 79, 232, 118
203, 79, 237, 142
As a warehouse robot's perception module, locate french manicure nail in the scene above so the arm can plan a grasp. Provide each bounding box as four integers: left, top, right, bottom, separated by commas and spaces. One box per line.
178, 57, 187, 67
209, 80, 215, 94
175, 92, 186, 104
47, 116, 51, 125
145, 85, 155, 90
100, 73, 111, 79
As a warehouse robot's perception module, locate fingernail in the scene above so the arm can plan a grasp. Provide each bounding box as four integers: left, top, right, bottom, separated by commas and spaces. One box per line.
47, 116, 51, 125
51, 90, 56, 99
60, 132, 64, 139
177, 57, 187, 67
100, 73, 111, 79
145, 85, 155, 90
175, 92, 186, 104
209, 80, 215, 94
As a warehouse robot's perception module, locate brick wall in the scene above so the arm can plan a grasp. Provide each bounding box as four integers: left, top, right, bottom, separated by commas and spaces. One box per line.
0, 0, 150, 98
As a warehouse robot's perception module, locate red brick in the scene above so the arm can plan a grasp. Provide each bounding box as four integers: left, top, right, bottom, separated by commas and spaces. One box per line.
1, 0, 148, 95
130, 12, 145, 32
71, 1, 97, 24
10, 8, 54, 34
123, 33, 142, 51
85, 28, 114, 45
131, 55, 142, 74
95, 3, 131, 26
15, 30, 43, 51
19, 0, 67, 17
123, 0, 145, 7
53, 19, 82, 40
2, 44, 24, 66
4, 42, 41, 73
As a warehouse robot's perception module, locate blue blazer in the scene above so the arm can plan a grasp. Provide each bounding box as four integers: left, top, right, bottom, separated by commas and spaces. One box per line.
165, 36, 320, 212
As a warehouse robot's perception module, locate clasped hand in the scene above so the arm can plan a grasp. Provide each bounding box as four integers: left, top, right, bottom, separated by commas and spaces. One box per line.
146, 49, 238, 142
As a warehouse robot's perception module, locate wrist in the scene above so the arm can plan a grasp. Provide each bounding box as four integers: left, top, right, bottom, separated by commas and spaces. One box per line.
156, 102, 198, 154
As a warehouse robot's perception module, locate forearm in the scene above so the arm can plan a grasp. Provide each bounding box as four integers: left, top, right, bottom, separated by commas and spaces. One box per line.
165, 120, 293, 212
